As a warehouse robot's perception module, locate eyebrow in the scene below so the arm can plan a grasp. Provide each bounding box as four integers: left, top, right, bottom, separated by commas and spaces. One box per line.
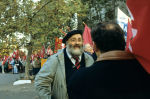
71, 37, 82, 39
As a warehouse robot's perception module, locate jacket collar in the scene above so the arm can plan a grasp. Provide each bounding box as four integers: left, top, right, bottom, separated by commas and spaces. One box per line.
57, 49, 92, 77
97, 50, 135, 61
57, 49, 65, 77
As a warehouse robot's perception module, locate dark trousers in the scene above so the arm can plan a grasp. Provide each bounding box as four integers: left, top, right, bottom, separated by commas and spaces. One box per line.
33, 68, 40, 75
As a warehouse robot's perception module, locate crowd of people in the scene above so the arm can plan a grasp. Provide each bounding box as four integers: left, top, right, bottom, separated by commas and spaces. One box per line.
0, 56, 42, 76
0, 58, 25, 74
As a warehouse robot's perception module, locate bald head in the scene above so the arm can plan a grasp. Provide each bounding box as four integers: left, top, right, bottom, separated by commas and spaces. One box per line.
91, 22, 125, 53
84, 44, 93, 54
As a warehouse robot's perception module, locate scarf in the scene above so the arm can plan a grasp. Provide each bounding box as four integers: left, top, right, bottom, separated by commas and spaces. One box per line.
97, 50, 135, 61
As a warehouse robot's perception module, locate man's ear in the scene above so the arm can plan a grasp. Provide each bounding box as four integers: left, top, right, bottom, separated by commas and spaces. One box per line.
93, 42, 101, 58
93, 42, 99, 52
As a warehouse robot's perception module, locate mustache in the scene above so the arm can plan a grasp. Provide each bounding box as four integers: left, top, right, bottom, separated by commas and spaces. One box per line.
73, 44, 81, 48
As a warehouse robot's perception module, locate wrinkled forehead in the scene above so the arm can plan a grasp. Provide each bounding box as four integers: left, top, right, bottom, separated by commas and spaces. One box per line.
68, 34, 82, 40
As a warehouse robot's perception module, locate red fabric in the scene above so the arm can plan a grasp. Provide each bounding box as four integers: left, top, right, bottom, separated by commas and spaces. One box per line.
125, 19, 133, 51
83, 24, 93, 46
54, 37, 59, 53
42, 46, 45, 55
12, 50, 19, 59
40, 46, 45, 58
2, 56, 8, 65
31, 54, 35, 61
73, 57, 80, 69
127, 0, 150, 73
12, 51, 16, 58
16, 50, 19, 59
23, 56, 26, 60
58, 38, 63, 49
9, 57, 12, 62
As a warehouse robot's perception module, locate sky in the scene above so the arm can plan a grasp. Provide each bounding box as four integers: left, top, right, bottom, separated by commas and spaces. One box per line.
32, 0, 40, 2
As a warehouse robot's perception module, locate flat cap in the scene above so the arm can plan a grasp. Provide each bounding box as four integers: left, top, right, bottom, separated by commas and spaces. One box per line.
62, 30, 82, 44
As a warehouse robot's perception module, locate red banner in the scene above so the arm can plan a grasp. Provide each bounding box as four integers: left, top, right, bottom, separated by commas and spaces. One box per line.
83, 24, 93, 46
127, 0, 150, 73
54, 37, 59, 53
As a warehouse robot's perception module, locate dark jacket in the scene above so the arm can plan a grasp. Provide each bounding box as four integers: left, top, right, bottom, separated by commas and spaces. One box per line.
68, 51, 150, 99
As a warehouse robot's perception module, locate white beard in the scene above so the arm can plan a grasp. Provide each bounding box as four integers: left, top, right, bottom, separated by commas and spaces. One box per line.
66, 44, 83, 56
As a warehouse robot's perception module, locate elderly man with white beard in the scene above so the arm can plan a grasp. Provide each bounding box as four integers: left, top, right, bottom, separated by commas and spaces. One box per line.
34, 30, 94, 99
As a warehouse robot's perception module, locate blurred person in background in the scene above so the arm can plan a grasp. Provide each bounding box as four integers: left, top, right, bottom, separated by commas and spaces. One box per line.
84, 43, 97, 61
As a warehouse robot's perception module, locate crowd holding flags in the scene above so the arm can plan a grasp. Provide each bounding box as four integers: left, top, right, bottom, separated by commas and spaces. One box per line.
126, 0, 150, 73
3, 1, 150, 73
2, 56, 9, 65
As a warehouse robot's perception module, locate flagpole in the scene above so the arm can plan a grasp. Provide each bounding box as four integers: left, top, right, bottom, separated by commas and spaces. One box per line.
83, 22, 86, 26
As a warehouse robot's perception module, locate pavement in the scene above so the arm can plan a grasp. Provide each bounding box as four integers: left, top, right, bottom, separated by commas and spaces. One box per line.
0, 73, 40, 99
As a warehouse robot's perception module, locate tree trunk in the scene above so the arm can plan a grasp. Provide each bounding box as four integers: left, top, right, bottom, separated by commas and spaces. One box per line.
113, 0, 116, 21
25, 42, 32, 79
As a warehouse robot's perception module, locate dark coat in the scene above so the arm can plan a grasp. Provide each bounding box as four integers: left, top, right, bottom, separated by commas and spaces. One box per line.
68, 57, 150, 99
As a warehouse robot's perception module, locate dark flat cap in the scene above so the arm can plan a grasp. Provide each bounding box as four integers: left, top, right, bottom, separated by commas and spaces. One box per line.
62, 30, 82, 44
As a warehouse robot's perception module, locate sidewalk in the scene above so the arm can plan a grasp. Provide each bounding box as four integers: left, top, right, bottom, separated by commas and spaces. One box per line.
0, 73, 23, 85
0, 73, 40, 99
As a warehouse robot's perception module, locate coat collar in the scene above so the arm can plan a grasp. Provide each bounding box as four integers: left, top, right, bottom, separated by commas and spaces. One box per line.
97, 50, 135, 61
57, 49, 92, 77
57, 49, 65, 78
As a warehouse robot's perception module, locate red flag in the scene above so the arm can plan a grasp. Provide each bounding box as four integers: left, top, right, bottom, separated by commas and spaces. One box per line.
83, 24, 93, 46
40, 45, 46, 58
58, 37, 63, 49
127, 0, 150, 73
16, 50, 19, 60
12, 51, 16, 58
2, 56, 8, 65
12, 50, 19, 59
23, 55, 26, 61
9, 57, 12, 62
42, 45, 45, 55
54, 37, 59, 53
31, 54, 35, 61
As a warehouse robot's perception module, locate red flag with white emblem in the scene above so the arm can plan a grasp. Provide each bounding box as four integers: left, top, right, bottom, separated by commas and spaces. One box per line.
127, 0, 150, 73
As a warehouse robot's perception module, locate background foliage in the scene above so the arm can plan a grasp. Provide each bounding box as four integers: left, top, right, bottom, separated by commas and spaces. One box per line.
0, 0, 127, 78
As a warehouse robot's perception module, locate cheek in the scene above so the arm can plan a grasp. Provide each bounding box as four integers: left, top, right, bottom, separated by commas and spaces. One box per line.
78, 42, 83, 45
69, 43, 75, 47
68, 42, 73, 46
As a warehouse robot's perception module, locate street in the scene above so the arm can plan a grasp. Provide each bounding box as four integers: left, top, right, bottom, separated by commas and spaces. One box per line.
0, 73, 40, 99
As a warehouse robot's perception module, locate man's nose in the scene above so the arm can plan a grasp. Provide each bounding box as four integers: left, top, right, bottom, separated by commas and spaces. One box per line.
75, 40, 81, 44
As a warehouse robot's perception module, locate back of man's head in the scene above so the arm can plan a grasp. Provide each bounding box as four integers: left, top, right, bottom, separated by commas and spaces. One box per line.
91, 22, 125, 53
